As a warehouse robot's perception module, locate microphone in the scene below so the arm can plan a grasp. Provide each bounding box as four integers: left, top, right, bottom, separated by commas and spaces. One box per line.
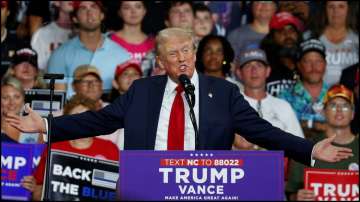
179, 74, 195, 107
178, 74, 199, 149
43, 73, 64, 80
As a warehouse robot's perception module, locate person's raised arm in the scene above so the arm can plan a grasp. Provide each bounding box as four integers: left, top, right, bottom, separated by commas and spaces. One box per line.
6, 80, 137, 143
312, 135, 353, 163
5, 104, 46, 134
230, 84, 353, 165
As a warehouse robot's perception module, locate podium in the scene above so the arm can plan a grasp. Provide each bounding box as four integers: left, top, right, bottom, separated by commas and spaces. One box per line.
119, 150, 284, 201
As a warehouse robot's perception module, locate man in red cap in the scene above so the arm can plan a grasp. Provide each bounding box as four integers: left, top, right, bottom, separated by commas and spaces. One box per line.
110, 60, 142, 101
260, 12, 303, 97
286, 84, 359, 201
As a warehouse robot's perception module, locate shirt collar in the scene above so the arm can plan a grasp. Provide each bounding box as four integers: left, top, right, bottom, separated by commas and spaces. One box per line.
75, 34, 108, 51
243, 92, 269, 103
165, 70, 199, 95
294, 80, 329, 102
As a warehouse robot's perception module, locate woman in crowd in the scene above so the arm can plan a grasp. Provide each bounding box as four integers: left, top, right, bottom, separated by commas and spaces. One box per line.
110, 1, 155, 74
196, 35, 239, 86
1, 76, 42, 143
308, 1, 358, 86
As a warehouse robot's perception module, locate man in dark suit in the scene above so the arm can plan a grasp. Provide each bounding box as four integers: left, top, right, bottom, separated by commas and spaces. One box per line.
6, 28, 353, 166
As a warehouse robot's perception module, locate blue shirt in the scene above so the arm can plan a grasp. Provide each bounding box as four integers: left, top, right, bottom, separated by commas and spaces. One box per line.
47, 35, 131, 98
279, 81, 328, 123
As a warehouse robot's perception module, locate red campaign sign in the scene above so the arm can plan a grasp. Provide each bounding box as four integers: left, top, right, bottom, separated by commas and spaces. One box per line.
304, 168, 359, 201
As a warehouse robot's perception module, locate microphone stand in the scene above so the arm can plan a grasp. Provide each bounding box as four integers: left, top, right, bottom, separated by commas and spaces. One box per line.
183, 90, 200, 150
43, 74, 64, 201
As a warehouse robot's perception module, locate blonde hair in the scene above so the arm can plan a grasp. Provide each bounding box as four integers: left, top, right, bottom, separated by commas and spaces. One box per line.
155, 27, 196, 56
1, 76, 25, 96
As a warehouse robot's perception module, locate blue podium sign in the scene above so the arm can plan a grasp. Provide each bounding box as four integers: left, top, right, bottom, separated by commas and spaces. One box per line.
119, 150, 284, 201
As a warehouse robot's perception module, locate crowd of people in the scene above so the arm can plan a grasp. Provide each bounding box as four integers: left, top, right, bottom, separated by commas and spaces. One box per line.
1, 1, 359, 201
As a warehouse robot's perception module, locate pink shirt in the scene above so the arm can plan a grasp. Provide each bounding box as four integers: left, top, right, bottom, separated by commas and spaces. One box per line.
110, 33, 155, 64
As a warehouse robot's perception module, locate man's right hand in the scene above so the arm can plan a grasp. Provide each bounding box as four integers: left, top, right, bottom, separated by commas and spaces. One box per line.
296, 189, 315, 201
5, 104, 46, 133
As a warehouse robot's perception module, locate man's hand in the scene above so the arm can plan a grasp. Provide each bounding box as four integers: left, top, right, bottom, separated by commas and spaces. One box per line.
4, 104, 46, 133
21, 175, 43, 200
232, 135, 255, 150
313, 135, 353, 162
21, 176, 37, 192
296, 189, 315, 201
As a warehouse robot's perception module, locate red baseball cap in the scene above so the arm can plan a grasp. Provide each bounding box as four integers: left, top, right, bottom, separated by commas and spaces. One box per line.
269, 12, 304, 32
324, 84, 354, 105
1, 0, 8, 8
72, 1, 103, 11
115, 60, 143, 78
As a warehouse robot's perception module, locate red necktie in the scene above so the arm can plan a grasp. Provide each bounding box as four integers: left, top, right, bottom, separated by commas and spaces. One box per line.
168, 85, 185, 150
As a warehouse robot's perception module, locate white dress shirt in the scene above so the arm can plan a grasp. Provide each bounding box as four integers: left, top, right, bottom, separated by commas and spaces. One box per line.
154, 70, 199, 150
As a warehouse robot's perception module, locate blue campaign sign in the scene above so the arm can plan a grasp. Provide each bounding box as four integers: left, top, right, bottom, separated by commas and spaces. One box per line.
1, 143, 34, 201
31, 144, 46, 171
119, 150, 284, 201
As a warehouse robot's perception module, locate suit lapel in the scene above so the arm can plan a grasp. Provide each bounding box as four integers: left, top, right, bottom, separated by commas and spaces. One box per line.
198, 74, 210, 149
147, 76, 167, 149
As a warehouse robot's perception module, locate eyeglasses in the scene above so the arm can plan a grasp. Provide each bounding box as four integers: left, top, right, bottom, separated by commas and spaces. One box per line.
76, 79, 101, 87
326, 103, 352, 112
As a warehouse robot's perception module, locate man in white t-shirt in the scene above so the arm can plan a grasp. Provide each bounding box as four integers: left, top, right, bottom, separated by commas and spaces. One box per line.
233, 47, 304, 150
31, 1, 73, 71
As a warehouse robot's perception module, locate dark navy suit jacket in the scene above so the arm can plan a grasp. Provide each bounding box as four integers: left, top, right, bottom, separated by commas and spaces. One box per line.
51, 74, 314, 165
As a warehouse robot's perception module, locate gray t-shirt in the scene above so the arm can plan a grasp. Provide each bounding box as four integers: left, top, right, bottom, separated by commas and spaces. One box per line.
320, 30, 359, 86
227, 24, 267, 59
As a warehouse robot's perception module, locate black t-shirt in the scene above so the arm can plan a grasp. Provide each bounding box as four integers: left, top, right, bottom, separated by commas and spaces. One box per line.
340, 63, 359, 134
340, 63, 359, 90
266, 65, 298, 97
26, 0, 51, 23
261, 38, 300, 97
